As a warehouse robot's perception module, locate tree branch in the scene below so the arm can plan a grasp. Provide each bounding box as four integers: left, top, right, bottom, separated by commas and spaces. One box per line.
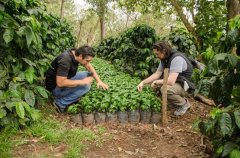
169, 0, 201, 49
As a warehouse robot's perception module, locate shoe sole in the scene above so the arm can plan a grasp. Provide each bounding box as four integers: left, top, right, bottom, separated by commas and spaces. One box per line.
174, 105, 191, 116
53, 102, 64, 113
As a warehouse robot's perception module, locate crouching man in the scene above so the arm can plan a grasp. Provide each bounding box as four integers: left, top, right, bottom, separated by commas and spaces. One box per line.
137, 41, 195, 116
45, 46, 108, 112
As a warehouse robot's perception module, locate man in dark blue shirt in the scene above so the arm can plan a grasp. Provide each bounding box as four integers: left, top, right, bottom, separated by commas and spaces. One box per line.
45, 46, 108, 112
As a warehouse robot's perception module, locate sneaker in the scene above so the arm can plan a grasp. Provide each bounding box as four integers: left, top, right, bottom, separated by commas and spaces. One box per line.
53, 101, 66, 113
174, 99, 191, 116
167, 104, 177, 109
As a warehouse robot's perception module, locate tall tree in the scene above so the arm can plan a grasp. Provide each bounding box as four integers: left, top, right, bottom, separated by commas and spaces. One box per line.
169, 0, 200, 48
76, 21, 83, 47
85, 0, 113, 41
227, 0, 240, 20
118, 0, 227, 50
60, 0, 65, 19
43, 0, 75, 21
87, 20, 100, 45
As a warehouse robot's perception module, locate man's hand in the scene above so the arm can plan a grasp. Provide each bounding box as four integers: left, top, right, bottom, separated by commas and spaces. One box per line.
97, 81, 109, 90
151, 80, 159, 89
137, 81, 144, 92
82, 77, 94, 85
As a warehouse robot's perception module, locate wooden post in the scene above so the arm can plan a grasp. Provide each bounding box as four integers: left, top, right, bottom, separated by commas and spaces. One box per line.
162, 68, 169, 126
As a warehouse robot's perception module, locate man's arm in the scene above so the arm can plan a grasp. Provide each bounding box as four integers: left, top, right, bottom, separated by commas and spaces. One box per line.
141, 71, 162, 84
85, 63, 109, 90
137, 70, 162, 92
85, 63, 101, 82
152, 72, 179, 86
56, 76, 93, 87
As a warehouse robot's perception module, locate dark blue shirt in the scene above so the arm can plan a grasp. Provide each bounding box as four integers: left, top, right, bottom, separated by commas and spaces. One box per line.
45, 49, 78, 91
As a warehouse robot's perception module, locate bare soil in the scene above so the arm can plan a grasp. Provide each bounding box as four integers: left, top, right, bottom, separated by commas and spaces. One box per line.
13, 98, 213, 158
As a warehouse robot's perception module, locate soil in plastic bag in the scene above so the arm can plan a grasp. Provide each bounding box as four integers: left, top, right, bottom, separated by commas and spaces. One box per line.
82, 113, 95, 125
106, 112, 118, 123
95, 112, 106, 124
140, 111, 151, 124
118, 111, 128, 123
128, 110, 140, 124
70, 113, 83, 125
151, 112, 161, 124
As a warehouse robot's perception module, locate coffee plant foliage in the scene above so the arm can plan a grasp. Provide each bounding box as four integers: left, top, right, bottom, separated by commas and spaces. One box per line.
197, 15, 240, 158
162, 28, 199, 59
96, 25, 201, 82
0, 0, 75, 129
68, 58, 161, 114
95, 24, 159, 79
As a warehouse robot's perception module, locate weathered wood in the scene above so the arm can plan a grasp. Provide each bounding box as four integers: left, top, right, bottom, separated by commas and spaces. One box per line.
194, 94, 216, 106
162, 68, 169, 126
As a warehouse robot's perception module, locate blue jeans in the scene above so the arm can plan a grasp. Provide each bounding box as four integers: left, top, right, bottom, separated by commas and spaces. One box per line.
52, 71, 91, 108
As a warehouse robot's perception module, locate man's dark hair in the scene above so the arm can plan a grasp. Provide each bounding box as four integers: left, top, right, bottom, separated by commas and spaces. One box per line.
75, 45, 95, 59
152, 41, 172, 58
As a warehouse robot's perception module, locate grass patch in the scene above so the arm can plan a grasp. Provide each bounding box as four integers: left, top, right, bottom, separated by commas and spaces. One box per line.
64, 128, 98, 158
1, 107, 102, 158
0, 126, 18, 157
20, 115, 99, 157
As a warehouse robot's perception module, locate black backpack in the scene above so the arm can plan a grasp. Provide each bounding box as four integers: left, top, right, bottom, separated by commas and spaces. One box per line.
188, 58, 206, 72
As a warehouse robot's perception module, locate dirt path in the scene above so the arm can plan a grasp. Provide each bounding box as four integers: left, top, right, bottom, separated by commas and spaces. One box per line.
84, 98, 212, 158
13, 98, 212, 158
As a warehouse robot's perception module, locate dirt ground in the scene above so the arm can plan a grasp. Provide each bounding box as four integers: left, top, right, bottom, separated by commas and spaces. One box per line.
13, 98, 213, 158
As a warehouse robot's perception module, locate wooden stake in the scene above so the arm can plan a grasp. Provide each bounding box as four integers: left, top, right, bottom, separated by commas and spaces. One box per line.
162, 68, 169, 126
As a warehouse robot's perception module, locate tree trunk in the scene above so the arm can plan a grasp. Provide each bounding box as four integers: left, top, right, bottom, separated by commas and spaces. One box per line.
226, 0, 240, 20
87, 27, 93, 45
87, 20, 100, 46
60, 0, 64, 19
170, 0, 201, 50
76, 21, 83, 47
125, 12, 130, 28
100, 16, 105, 41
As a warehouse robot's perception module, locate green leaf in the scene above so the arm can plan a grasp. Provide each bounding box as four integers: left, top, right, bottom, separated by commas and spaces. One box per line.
24, 90, 35, 107
214, 53, 227, 61
0, 4, 4, 12
36, 86, 48, 98
210, 108, 222, 119
0, 108, 6, 118
219, 112, 232, 136
0, 0, 10, 4
0, 13, 2, 24
3, 29, 14, 43
24, 26, 33, 47
230, 149, 240, 158
227, 54, 238, 67
9, 89, 22, 98
5, 102, 15, 111
22, 102, 31, 113
233, 110, 240, 129
0, 69, 7, 78
13, 77, 22, 83
222, 142, 237, 157
25, 67, 36, 84
22, 58, 36, 67
216, 146, 223, 155
30, 109, 40, 121
15, 102, 25, 119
